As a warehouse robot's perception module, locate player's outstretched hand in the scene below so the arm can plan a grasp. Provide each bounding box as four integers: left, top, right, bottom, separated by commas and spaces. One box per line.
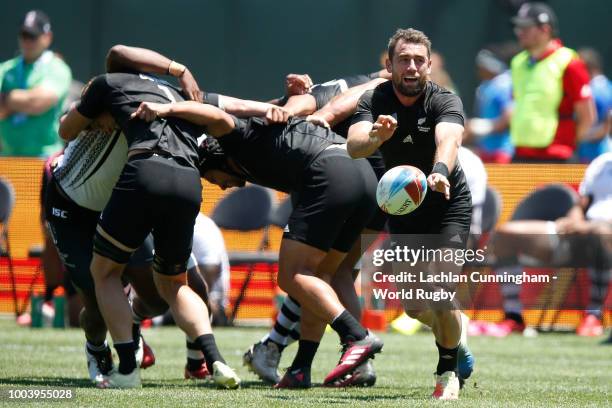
285, 73, 313, 96
427, 173, 450, 200
265, 106, 290, 124
179, 69, 204, 103
370, 114, 397, 143
130, 102, 169, 122
306, 114, 330, 129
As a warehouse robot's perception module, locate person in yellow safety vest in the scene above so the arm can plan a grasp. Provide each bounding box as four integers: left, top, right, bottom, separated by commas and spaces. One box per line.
510, 2, 595, 163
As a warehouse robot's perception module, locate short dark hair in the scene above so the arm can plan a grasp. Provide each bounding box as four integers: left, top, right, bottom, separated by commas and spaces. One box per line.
387, 28, 432, 61
197, 136, 229, 177
578, 47, 602, 73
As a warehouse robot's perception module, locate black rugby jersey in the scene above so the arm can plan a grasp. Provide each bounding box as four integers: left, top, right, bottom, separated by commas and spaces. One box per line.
310, 73, 378, 111
311, 73, 381, 139
352, 80, 469, 206
217, 116, 346, 193
77, 72, 203, 168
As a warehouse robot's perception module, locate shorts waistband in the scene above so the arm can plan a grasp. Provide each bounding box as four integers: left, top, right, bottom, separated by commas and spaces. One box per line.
51, 175, 74, 203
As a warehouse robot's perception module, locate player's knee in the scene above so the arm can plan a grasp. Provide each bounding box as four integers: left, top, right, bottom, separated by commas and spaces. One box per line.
152, 257, 188, 301
153, 276, 181, 299
277, 272, 293, 294
90, 254, 124, 282
277, 269, 304, 294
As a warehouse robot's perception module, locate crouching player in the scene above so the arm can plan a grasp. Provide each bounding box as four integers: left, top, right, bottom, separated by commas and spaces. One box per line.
131, 100, 383, 388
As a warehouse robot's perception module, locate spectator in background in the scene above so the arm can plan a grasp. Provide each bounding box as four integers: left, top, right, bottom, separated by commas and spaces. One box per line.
577, 48, 611, 163
430, 51, 459, 95
458, 146, 488, 236
510, 2, 595, 163
482, 153, 612, 337
0, 10, 71, 157
465, 47, 514, 163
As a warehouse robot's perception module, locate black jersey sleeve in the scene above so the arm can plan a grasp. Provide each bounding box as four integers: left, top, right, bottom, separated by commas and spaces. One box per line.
351, 89, 376, 125
311, 85, 337, 110
76, 75, 111, 119
342, 74, 376, 88
276, 95, 289, 106
431, 92, 465, 126
216, 114, 246, 152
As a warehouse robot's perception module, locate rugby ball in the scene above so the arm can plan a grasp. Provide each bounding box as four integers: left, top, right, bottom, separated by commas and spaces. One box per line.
376, 165, 427, 215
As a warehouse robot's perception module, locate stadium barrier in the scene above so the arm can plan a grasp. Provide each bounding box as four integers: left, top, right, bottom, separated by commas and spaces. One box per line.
1, 158, 609, 327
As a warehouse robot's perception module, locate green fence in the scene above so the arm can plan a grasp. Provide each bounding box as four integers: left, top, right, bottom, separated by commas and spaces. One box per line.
1, 0, 609, 114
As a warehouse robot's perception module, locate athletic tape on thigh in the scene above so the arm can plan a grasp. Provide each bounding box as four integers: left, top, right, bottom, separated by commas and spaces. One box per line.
93, 231, 132, 264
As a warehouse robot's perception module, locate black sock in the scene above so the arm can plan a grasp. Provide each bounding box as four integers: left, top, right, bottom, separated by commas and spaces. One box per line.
86, 340, 109, 356
88, 340, 113, 374
186, 339, 205, 371
289, 340, 319, 370
194, 334, 225, 373
132, 323, 141, 344
331, 310, 367, 343
289, 328, 300, 343
263, 338, 286, 352
436, 342, 458, 375
187, 357, 205, 371
505, 312, 524, 325
114, 341, 137, 374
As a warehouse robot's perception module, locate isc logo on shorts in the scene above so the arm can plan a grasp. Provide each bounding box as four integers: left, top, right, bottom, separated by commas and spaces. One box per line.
52, 207, 68, 219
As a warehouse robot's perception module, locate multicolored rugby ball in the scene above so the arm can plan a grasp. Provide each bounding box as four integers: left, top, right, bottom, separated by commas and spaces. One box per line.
376, 165, 427, 215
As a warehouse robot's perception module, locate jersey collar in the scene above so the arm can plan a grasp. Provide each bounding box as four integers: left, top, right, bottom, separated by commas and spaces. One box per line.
529, 39, 563, 64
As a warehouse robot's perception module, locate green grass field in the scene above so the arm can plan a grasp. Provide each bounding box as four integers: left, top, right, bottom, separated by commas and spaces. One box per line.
0, 317, 610, 407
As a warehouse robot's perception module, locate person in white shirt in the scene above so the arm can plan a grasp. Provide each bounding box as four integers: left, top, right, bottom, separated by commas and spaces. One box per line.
458, 146, 488, 236
488, 153, 611, 337
187, 213, 230, 325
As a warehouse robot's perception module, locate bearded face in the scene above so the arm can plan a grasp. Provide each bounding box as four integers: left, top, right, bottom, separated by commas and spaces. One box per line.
387, 41, 431, 97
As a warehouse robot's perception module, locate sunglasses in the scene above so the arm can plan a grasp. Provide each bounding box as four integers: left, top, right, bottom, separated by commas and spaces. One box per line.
19, 31, 41, 41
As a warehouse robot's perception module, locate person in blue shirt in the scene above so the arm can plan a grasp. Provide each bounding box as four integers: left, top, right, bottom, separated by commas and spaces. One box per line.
465, 48, 514, 163
577, 48, 611, 163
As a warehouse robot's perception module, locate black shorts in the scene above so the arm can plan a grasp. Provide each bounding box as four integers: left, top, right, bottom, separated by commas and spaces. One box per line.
93, 154, 202, 273
45, 178, 154, 292
284, 147, 378, 252
387, 185, 472, 248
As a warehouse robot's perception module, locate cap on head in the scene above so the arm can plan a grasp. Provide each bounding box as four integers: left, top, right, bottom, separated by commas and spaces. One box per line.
512, 2, 558, 34
20, 10, 51, 37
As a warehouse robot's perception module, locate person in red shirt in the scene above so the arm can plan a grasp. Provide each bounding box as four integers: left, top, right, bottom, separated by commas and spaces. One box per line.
511, 2, 596, 162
